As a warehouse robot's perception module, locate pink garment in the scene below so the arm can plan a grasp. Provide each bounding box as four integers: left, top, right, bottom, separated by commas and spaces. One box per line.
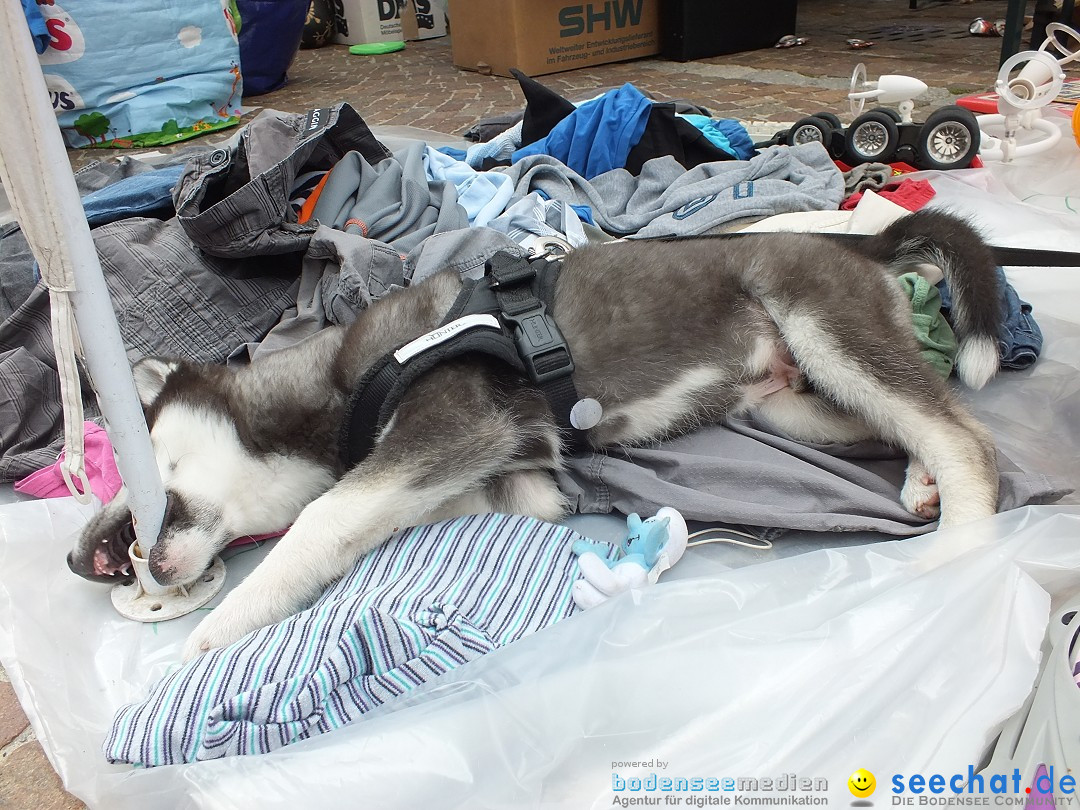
14, 422, 123, 503
13, 423, 286, 548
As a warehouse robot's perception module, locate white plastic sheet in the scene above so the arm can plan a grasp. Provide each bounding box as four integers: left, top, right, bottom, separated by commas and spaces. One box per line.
2, 499, 1079, 809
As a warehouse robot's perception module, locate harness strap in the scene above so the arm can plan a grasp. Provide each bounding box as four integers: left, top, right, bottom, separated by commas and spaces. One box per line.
646, 231, 1080, 267
487, 254, 589, 450
339, 252, 589, 470
339, 320, 524, 467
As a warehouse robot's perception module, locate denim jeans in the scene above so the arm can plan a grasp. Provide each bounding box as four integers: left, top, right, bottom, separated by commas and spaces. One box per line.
82, 164, 186, 227
937, 266, 1043, 370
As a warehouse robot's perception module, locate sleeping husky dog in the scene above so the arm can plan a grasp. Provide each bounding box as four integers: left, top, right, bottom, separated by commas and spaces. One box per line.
69, 210, 1002, 660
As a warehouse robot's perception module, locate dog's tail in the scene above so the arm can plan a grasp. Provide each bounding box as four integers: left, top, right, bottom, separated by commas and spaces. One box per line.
861, 209, 1001, 390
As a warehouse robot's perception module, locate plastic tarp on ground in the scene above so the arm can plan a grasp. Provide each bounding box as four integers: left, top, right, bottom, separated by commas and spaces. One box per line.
1, 500, 1079, 809
2, 115, 1080, 809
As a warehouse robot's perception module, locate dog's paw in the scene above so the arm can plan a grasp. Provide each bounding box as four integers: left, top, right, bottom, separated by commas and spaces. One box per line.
182, 596, 267, 661
901, 471, 941, 521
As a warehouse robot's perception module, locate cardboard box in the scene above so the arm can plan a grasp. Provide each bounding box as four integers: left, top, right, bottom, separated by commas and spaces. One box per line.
449, 0, 659, 78
331, 0, 405, 46
660, 1, 797, 61
401, 0, 448, 40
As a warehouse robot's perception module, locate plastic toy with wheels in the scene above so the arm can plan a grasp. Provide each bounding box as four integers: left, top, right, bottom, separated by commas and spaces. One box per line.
766, 63, 981, 170
978, 22, 1078, 162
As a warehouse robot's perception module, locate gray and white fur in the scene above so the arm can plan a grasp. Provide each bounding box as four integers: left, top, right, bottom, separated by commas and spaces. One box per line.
68, 210, 1002, 660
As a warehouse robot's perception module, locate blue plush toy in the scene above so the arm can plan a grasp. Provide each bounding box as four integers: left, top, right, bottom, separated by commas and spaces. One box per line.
571, 508, 688, 609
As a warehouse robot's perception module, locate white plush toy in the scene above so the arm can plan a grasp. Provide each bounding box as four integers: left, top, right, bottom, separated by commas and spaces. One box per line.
571, 507, 688, 610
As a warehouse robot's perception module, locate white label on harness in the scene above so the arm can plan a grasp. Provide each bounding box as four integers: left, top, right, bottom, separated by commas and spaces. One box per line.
393, 314, 502, 365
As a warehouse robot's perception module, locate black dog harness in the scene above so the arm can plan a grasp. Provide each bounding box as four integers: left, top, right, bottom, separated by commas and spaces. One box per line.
339, 251, 592, 468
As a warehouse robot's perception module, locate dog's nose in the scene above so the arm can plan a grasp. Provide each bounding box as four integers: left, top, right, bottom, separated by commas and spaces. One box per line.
147, 545, 168, 583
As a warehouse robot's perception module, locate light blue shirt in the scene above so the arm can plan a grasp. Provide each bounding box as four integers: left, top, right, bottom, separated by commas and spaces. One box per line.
423, 146, 514, 227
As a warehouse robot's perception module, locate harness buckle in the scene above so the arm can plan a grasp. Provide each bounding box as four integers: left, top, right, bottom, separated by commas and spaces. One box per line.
502, 302, 575, 384
486, 251, 575, 384
524, 234, 573, 260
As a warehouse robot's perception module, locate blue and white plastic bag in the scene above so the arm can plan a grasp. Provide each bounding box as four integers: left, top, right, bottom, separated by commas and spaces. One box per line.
36, 0, 243, 148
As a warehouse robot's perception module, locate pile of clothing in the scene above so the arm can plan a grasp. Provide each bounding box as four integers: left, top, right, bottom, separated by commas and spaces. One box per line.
0, 78, 1059, 533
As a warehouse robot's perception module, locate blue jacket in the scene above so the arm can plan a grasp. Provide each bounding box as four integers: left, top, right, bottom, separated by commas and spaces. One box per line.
512, 84, 652, 180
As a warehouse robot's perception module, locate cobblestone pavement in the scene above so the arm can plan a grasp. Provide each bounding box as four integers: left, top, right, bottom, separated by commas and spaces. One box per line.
7, 0, 1031, 807
260, 0, 1012, 131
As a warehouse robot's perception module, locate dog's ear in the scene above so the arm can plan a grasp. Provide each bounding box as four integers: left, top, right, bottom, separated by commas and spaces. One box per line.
131, 357, 180, 408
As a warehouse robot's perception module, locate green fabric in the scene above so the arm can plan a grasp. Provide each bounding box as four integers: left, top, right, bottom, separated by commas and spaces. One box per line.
228, 0, 241, 35
897, 272, 958, 379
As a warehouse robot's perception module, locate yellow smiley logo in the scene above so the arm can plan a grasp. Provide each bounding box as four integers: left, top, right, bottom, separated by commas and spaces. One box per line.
848, 768, 876, 798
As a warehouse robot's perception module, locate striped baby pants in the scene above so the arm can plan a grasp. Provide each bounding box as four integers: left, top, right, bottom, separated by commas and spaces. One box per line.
104, 513, 613, 765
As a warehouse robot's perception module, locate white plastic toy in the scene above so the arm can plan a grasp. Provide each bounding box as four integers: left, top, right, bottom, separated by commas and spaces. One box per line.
848, 62, 929, 124
571, 507, 688, 609
979, 22, 1079, 162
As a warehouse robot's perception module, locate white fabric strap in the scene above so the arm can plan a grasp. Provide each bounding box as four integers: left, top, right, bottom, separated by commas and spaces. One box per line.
49, 290, 92, 503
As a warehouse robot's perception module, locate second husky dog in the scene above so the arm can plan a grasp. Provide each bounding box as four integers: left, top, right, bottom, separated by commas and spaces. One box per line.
69, 210, 1002, 660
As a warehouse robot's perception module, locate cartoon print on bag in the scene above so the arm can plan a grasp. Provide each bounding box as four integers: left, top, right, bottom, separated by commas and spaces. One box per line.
45, 74, 84, 112
74, 111, 110, 145
215, 62, 243, 118
38, 3, 86, 65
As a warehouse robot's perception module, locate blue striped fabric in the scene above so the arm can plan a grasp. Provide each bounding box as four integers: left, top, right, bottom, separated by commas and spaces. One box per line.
104, 513, 615, 766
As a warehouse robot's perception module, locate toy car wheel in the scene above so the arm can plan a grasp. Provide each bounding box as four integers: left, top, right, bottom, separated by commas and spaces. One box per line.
916, 106, 981, 170
872, 107, 904, 123
787, 116, 834, 147
845, 111, 899, 163
813, 111, 844, 130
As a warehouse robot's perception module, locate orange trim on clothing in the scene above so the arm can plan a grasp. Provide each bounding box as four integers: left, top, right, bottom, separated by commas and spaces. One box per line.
344, 217, 369, 237
297, 171, 332, 224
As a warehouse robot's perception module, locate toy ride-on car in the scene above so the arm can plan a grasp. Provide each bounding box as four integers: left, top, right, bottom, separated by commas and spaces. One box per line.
762, 63, 981, 170
782, 105, 981, 170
